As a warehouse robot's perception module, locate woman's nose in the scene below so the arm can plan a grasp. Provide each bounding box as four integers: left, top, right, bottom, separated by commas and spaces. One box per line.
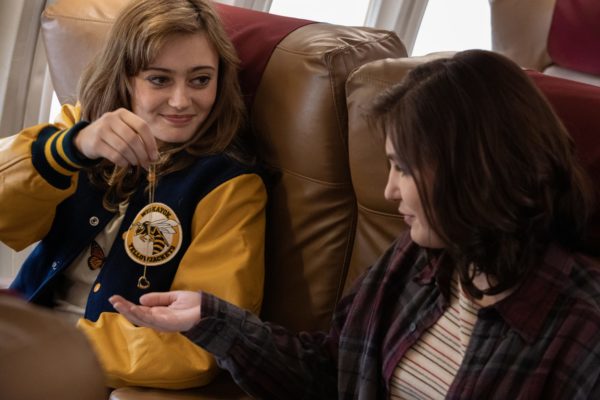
168, 84, 191, 110
383, 170, 401, 202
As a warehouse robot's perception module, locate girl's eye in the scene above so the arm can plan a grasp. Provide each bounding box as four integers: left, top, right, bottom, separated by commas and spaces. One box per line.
391, 162, 410, 176
191, 75, 211, 87
147, 76, 170, 86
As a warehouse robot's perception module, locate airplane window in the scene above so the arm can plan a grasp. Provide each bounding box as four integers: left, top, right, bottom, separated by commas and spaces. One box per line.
269, 0, 370, 26
49, 91, 62, 122
412, 0, 491, 56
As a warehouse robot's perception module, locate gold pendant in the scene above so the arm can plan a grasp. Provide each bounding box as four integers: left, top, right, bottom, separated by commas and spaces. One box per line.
123, 163, 182, 290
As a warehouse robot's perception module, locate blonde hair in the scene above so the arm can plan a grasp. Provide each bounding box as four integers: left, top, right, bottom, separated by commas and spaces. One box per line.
78, 0, 246, 209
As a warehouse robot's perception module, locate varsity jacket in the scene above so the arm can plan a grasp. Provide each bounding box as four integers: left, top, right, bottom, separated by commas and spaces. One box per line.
0, 104, 267, 389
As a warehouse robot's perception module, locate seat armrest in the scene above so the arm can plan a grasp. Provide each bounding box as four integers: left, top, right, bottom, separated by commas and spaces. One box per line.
110, 373, 250, 400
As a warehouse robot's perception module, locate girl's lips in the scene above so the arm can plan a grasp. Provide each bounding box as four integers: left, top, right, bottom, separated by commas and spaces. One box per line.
161, 114, 194, 125
399, 212, 415, 225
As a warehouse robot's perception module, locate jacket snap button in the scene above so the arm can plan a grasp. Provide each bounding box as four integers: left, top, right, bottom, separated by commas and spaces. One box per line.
93, 283, 101, 293
409, 323, 416, 333
89, 216, 99, 226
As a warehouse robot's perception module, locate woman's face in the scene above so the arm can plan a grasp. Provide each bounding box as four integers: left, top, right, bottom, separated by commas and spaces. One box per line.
384, 136, 445, 248
129, 32, 219, 147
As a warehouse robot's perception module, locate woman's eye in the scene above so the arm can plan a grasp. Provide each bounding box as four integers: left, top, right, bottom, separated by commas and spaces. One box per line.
147, 76, 170, 86
392, 163, 410, 176
191, 75, 211, 87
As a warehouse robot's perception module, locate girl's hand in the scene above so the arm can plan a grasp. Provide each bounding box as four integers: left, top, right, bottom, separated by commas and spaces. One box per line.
74, 108, 160, 169
109, 291, 202, 332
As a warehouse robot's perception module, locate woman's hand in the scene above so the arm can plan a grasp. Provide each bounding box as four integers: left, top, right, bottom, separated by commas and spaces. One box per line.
74, 108, 159, 169
109, 291, 202, 332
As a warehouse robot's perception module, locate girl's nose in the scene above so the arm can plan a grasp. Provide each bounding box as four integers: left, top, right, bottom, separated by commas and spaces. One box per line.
168, 85, 191, 110
384, 169, 401, 202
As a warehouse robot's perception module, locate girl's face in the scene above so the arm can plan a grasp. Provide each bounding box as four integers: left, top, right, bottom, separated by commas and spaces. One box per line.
130, 32, 219, 148
383, 136, 445, 249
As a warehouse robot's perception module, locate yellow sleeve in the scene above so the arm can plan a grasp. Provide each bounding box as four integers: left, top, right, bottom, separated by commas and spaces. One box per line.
0, 104, 82, 251
79, 173, 267, 389
174, 173, 266, 315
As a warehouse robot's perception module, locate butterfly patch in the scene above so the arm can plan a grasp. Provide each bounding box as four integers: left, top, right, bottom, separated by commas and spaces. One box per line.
87, 239, 105, 270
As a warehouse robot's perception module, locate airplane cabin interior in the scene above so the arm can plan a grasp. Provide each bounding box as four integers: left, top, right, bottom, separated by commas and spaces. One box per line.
0, 0, 599, 399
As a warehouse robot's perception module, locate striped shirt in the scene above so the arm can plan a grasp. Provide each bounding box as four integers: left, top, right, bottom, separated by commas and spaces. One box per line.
389, 272, 480, 399
185, 233, 600, 399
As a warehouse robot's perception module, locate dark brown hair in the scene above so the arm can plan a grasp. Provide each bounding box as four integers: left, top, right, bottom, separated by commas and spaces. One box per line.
78, 0, 247, 210
371, 50, 594, 298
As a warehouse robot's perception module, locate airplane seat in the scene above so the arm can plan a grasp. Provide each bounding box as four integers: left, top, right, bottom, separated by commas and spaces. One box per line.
490, 0, 600, 87
344, 56, 600, 291
0, 291, 107, 400
40, 0, 406, 398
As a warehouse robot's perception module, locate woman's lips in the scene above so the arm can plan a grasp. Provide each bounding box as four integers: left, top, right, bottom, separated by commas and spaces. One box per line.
161, 114, 194, 125
399, 211, 415, 225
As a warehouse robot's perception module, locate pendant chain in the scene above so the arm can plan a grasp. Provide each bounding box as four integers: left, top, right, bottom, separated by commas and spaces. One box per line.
137, 163, 156, 289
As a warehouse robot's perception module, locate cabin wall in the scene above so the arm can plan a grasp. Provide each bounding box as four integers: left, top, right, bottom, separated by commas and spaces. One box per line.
0, 1, 57, 286
0, 2, 24, 126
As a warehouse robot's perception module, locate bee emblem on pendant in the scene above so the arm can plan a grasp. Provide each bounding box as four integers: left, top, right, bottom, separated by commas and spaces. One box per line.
124, 202, 182, 266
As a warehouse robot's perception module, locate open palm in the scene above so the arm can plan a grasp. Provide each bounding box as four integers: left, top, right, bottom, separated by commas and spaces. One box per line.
109, 291, 201, 332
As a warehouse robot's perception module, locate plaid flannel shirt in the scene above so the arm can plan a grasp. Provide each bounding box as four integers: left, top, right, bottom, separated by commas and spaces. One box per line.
185, 234, 600, 399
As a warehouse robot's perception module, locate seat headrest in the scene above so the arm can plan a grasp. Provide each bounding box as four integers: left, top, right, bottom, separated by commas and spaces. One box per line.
528, 71, 600, 252
547, 0, 600, 76
214, 4, 313, 108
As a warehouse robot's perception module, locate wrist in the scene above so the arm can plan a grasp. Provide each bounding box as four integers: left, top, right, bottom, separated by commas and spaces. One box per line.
64, 121, 100, 166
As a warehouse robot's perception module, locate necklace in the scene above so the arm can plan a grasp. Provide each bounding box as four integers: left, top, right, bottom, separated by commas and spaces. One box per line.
136, 163, 156, 289
118, 156, 183, 291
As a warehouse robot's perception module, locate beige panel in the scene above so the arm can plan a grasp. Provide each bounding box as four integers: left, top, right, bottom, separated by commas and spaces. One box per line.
489, 0, 556, 70
41, 0, 130, 104
544, 65, 600, 87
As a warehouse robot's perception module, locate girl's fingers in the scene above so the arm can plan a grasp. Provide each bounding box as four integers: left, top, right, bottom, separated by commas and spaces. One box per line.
76, 108, 158, 167
102, 127, 139, 166
118, 110, 160, 163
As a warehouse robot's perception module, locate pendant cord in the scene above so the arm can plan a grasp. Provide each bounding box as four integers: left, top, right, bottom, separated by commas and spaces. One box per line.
137, 163, 156, 289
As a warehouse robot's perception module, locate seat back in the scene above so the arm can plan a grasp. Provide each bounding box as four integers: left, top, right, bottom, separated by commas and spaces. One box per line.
490, 0, 600, 86
0, 292, 106, 400
41, 0, 407, 333
252, 23, 406, 330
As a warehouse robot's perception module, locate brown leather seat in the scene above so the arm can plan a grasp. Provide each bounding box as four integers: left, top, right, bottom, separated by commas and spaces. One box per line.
40, 1, 407, 398
0, 292, 107, 400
